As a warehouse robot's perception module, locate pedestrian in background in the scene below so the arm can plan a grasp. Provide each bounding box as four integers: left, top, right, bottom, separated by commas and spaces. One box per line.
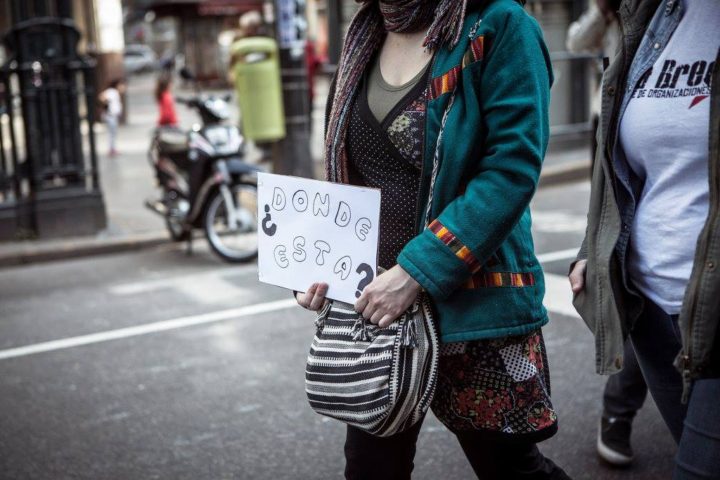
566, 0, 649, 467
566, 0, 621, 167
99, 78, 125, 157
155, 74, 178, 127
297, 0, 570, 478
305, 38, 321, 133
569, 0, 720, 477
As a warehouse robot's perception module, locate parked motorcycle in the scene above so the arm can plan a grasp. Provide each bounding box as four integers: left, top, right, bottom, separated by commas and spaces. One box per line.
145, 86, 260, 263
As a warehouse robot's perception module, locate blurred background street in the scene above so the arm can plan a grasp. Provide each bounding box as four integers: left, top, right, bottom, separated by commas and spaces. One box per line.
0, 0, 678, 479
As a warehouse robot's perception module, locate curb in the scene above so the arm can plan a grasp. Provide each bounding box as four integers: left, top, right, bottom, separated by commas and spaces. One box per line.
0, 232, 170, 268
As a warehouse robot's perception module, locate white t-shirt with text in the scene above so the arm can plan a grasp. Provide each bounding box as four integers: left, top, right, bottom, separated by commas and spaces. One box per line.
620, 0, 720, 314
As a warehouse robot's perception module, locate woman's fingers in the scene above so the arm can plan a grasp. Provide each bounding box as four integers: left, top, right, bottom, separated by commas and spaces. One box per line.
308, 283, 329, 311
354, 292, 369, 315
369, 309, 383, 325
378, 314, 395, 328
296, 283, 330, 312
569, 260, 588, 294
297, 283, 318, 309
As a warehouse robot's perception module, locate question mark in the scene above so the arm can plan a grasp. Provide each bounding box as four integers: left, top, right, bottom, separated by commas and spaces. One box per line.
262, 204, 277, 236
355, 263, 375, 298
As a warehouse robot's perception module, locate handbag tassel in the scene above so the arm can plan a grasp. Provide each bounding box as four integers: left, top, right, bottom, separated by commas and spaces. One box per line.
314, 302, 332, 332
352, 316, 372, 342
400, 317, 419, 349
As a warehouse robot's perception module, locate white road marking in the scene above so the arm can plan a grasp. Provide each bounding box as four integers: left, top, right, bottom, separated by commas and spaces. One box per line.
532, 211, 587, 233
1, 248, 580, 361
175, 276, 252, 305
543, 273, 581, 320
0, 298, 297, 361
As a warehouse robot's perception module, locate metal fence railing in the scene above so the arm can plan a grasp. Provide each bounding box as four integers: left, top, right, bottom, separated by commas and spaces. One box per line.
548, 51, 601, 138
0, 18, 102, 239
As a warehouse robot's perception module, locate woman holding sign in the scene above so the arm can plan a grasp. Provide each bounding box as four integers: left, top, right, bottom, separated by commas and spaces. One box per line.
297, 0, 567, 478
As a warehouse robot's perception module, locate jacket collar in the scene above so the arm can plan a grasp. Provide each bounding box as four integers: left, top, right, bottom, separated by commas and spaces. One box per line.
619, 0, 664, 35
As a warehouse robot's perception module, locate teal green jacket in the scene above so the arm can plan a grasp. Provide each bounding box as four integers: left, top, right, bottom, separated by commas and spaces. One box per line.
396, 0, 553, 342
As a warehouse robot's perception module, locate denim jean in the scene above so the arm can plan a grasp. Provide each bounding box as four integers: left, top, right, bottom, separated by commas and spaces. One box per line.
629, 297, 688, 442
674, 378, 720, 479
344, 421, 570, 480
629, 296, 720, 478
603, 338, 648, 420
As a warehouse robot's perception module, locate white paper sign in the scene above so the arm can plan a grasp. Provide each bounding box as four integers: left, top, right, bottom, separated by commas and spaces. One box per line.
257, 173, 381, 303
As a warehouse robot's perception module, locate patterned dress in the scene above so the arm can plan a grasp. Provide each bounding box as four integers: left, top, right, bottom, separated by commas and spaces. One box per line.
433, 333, 557, 439
345, 66, 557, 441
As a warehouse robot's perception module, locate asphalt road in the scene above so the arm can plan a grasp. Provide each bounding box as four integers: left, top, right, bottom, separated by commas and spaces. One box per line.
0, 181, 676, 480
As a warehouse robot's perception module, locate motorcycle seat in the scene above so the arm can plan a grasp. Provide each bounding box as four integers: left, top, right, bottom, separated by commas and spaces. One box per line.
157, 129, 189, 154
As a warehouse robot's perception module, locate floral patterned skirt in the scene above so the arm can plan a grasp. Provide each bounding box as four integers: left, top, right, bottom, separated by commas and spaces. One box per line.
431, 329, 558, 441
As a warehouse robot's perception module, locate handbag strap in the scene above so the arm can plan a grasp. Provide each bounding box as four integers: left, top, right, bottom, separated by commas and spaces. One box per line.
423, 19, 482, 228
423, 91, 457, 228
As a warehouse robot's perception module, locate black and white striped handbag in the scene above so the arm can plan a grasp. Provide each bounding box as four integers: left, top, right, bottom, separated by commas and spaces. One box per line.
305, 294, 439, 437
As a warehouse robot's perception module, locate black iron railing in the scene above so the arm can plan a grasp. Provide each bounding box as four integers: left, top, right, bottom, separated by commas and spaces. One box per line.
0, 17, 102, 238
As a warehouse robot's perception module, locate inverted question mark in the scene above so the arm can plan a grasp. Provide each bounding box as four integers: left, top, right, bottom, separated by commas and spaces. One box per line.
355, 263, 375, 298
261, 204, 277, 236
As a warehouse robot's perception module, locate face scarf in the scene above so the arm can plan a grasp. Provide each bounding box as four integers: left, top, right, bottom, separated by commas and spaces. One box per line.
325, 0, 468, 183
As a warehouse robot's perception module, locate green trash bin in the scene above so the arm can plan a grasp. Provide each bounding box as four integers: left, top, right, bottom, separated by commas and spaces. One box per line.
231, 37, 286, 142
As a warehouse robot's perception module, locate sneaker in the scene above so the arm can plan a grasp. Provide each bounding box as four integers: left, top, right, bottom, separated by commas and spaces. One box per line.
597, 417, 634, 466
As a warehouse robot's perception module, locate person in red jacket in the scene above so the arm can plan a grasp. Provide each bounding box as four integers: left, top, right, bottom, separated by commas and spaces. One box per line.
155, 74, 178, 127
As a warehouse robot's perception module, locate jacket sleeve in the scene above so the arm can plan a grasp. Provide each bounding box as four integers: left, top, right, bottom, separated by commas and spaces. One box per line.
397, 10, 552, 300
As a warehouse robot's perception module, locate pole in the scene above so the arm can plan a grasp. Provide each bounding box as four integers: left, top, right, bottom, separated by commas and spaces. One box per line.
274, 0, 314, 178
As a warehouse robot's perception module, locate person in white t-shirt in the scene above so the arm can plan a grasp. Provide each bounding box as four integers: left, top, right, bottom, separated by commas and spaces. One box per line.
569, 0, 720, 477
99, 78, 125, 157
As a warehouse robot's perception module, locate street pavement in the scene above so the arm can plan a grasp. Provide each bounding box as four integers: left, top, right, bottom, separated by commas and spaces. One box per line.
0, 180, 677, 480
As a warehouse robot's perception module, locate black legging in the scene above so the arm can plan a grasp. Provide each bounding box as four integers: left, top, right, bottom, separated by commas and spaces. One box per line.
344, 421, 571, 480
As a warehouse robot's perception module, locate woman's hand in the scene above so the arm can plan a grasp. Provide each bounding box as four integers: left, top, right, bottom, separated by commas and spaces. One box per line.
296, 283, 329, 311
354, 265, 422, 328
569, 259, 588, 294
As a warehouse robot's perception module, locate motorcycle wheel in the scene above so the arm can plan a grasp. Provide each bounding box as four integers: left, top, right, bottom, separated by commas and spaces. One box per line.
204, 182, 258, 263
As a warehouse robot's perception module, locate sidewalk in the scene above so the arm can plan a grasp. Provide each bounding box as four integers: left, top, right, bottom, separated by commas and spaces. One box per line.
0, 73, 590, 267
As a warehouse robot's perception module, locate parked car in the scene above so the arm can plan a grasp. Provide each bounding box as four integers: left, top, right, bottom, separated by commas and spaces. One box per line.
123, 45, 157, 74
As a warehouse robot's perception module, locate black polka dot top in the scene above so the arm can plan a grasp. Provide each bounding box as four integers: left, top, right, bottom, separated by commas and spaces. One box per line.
346, 71, 428, 271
